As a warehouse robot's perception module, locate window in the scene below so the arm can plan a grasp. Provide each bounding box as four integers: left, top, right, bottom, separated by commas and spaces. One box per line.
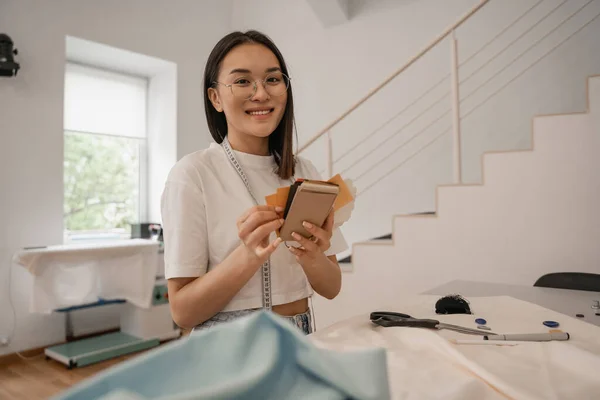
63, 63, 148, 241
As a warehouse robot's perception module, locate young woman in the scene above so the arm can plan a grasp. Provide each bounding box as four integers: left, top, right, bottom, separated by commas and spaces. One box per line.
160, 30, 348, 335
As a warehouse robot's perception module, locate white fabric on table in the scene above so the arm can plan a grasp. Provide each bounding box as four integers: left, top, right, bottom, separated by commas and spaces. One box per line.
13, 239, 159, 313
310, 295, 600, 400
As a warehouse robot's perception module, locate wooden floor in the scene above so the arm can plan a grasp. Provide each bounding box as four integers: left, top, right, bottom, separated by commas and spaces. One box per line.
0, 331, 190, 400
0, 349, 143, 400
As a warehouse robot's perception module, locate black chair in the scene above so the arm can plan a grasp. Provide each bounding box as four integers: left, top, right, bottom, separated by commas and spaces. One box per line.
534, 272, 600, 292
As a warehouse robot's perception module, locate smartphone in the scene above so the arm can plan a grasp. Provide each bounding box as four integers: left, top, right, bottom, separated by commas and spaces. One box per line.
279, 180, 339, 247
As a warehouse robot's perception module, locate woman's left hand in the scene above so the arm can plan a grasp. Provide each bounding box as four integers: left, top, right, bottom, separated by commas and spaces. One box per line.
288, 210, 334, 262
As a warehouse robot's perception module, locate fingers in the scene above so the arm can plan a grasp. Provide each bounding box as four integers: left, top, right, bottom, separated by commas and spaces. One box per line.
287, 245, 305, 261
302, 221, 330, 244
238, 211, 281, 238
291, 232, 319, 253
255, 237, 283, 259
245, 218, 284, 247
237, 205, 283, 225
237, 205, 286, 263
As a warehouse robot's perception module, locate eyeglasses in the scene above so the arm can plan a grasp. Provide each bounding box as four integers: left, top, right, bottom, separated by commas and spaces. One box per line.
213, 72, 290, 100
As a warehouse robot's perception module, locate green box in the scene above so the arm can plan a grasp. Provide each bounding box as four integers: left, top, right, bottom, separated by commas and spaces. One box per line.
45, 332, 159, 369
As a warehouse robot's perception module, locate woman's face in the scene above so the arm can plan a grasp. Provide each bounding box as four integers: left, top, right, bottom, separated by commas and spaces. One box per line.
209, 43, 288, 141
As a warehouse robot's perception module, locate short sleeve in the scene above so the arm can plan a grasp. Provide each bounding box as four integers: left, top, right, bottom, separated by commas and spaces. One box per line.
160, 168, 209, 279
297, 157, 349, 257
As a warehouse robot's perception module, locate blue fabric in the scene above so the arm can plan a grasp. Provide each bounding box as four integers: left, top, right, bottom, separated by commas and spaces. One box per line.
53, 311, 390, 400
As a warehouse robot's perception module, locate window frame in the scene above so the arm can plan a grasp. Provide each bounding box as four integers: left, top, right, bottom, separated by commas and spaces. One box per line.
63, 62, 149, 243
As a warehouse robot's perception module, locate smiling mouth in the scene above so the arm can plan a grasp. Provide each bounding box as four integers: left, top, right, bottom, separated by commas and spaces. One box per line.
246, 108, 274, 116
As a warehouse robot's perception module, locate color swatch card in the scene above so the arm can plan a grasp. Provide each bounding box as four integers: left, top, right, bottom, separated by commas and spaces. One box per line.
265, 174, 356, 240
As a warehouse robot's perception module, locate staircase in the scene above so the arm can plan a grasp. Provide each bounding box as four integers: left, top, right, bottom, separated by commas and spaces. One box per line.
302, 0, 600, 263
317, 74, 600, 329
297, 0, 600, 329
338, 212, 435, 264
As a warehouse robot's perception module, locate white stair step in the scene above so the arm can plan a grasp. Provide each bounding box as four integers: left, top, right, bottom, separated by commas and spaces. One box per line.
339, 75, 600, 325
532, 113, 593, 154
482, 151, 534, 188
393, 214, 437, 250
436, 184, 484, 218
352, 243, 395, 274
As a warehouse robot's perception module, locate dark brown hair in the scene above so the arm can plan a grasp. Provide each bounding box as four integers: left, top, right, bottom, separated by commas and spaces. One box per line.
203, 30, 296, 180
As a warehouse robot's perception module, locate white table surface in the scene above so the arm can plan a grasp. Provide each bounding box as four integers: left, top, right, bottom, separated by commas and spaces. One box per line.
423, 279, 600, 327
310, 294, 600, 399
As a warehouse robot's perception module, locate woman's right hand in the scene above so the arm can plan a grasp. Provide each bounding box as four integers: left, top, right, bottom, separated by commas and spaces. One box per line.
237, 205, 284, 265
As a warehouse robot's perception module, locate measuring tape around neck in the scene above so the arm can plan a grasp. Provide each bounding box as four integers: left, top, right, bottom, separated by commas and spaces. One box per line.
222, 137, 293, 310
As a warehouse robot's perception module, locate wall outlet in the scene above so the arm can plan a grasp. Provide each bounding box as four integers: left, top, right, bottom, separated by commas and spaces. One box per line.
0, 336, 9, 346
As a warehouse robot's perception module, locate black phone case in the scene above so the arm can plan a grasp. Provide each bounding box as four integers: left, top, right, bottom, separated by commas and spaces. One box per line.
283, 180, 302, 219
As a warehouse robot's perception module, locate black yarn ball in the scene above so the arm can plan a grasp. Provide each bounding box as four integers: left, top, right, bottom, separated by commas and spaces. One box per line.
435, 294, 472, 314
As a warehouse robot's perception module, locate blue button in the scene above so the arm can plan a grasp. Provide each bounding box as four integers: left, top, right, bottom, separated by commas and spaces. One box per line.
475, 318, 487, 325
543, 320, 559, 328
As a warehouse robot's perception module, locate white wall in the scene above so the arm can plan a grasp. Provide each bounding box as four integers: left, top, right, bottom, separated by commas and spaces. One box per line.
313, 76, 600, 328
232, 0, 600, 255
0, 0, 232, 355
2, 0, 600, 352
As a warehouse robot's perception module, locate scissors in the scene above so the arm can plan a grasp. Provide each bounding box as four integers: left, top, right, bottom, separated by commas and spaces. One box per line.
370, 311, 496, 336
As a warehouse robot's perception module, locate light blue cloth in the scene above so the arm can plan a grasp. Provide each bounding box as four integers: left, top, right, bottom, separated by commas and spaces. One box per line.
53, 311, 390, 400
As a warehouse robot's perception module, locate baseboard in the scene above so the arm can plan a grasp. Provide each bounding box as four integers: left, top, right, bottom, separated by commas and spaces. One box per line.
0, 346, 47, 366
0, 327, 120, 366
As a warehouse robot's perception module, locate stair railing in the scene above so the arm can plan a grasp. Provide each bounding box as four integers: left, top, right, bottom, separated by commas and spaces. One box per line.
297, 0, 491, 183
297, 0, 600, 196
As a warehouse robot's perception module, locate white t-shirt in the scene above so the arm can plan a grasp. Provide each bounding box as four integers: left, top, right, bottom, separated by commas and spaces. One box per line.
160, 141, 348, 312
